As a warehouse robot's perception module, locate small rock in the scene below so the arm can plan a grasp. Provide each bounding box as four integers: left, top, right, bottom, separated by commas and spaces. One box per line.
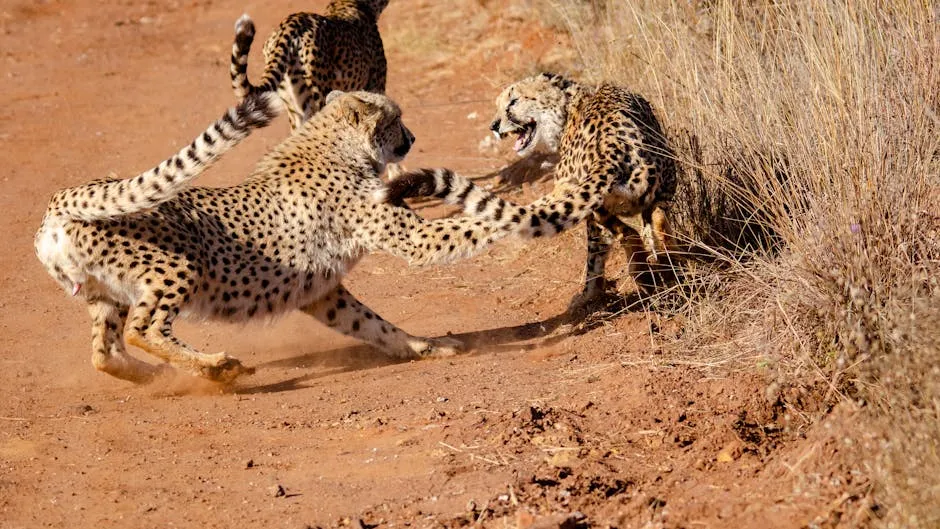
765, 381, 781, 403
269, 484, 286, 497
717, 440, 743, 463
547, 451, 574, 468
466, 111, 478, 120
245, 459, 254, 469
71, 404, 96, 415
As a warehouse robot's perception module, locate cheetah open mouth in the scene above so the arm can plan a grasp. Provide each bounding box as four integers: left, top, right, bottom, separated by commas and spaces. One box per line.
513, 121, 536, 153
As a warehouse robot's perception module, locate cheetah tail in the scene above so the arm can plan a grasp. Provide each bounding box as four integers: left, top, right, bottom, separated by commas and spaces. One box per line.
231, 14, 258, 100
374, 167, 610, 239
50, 91, 279, 223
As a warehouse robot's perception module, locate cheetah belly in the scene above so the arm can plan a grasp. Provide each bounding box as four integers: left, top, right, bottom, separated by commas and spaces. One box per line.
180, 254, 362, 324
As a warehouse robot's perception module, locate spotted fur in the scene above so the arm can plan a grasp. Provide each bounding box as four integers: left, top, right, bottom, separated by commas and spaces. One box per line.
35, 91, 520, 385
231, 0, 388, 131
378, 73, 678, 302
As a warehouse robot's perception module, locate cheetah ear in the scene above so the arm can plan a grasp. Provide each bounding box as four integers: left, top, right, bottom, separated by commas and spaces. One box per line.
540, 72, 576, 93
325, 90, 345, 106
337, 93, 382, 130
326, 90, 362, 126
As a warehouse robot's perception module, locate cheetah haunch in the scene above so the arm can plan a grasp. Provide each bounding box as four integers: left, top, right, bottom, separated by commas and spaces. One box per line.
230, 0, 389, 131
378, 73, 679, 306
35, 90, 521, 384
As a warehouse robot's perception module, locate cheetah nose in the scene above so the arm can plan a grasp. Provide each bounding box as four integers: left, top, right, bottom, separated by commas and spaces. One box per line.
489, 119, 500, 133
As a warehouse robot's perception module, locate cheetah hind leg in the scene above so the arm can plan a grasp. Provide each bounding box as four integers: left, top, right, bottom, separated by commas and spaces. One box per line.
301, 284, 464, 359
88, 299, 171, 384
125, 292, 254, 383
594, 213, 662, 297
639, 206, 674, 266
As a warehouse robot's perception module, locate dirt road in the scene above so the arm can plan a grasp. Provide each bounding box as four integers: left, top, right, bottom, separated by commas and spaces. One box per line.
0, 1, 854, 527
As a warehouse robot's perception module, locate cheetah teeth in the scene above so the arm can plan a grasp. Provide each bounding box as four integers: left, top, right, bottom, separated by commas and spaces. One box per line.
71, 283, 82, 296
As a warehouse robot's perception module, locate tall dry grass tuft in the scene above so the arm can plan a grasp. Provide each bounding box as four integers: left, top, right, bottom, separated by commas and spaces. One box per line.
551, 0, 939, 525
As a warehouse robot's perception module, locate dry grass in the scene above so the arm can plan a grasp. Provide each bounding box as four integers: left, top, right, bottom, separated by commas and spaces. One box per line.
546, 0, 939, 526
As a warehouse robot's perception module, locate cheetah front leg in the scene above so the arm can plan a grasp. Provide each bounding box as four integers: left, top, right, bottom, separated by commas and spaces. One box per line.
87, 299, 168, 384
125, 291, 253, 383
301, 284, 463, 359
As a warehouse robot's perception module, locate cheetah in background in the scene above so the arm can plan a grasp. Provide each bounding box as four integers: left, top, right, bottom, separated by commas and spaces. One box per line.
35, 89, 537, 385
230, 0, 389, 131
378, 73, 679, 306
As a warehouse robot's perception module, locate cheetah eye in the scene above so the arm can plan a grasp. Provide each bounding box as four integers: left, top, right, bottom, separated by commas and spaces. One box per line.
508, 97, 518, 108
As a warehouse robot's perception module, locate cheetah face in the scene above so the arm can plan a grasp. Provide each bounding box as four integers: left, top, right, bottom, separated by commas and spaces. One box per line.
489, 73, 573, 157
376, 110, 415, 164
326, 90, 415, 166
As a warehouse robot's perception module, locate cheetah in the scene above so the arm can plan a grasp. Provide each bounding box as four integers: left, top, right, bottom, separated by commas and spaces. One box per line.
35, 90, 524, 385
377, 73, 678, 306
230, 0, 388, 131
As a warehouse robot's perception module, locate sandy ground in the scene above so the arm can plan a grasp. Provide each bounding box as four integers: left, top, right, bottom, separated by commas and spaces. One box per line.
0, 1, 865, 527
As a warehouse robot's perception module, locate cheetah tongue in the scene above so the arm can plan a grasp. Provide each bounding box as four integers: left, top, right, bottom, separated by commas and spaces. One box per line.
513, 128, 533, 152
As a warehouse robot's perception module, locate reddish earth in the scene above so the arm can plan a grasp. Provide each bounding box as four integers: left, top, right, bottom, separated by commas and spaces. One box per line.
1, 1, 864, 527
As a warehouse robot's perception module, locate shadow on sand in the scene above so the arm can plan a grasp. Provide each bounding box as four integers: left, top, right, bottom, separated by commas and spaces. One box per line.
234, 290, 646, 395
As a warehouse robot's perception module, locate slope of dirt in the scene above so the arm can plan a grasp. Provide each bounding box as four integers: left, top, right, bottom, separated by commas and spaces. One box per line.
0, 1, 860, 527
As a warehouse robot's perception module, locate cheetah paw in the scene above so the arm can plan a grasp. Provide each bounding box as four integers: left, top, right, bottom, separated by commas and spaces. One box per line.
418, 336, 465, 358
201, 355, 256, 384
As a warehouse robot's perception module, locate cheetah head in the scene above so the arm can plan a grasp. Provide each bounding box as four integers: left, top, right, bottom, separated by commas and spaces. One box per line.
489, 73, 579, 158
326, 90, 415, 167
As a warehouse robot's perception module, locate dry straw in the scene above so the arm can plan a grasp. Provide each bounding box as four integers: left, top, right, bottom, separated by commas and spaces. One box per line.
548, 0, 938, 525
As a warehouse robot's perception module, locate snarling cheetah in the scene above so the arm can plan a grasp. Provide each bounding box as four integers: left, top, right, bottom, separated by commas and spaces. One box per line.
378, 73, 678, 305
230, 0, 388, 131
35, 90, 524, 385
